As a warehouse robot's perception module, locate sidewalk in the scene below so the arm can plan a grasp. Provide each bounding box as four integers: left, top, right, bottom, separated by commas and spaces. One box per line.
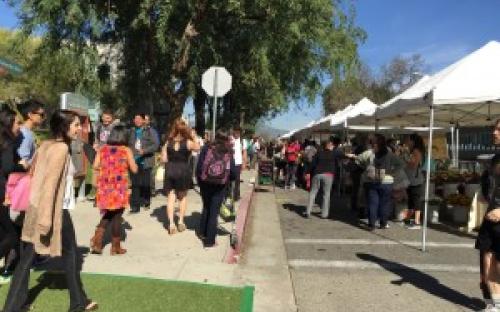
71, 171, 252, 286
67, 169, 296, 311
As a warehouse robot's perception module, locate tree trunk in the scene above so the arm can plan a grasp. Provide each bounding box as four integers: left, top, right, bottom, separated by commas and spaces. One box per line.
194, 87, 206, 135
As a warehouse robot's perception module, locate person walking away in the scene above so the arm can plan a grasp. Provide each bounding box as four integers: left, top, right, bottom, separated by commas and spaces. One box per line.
302, 140, 318, 191
476, 119, 500, 311
284, 137, 301, 190
0, 107, 26, 285
197, 131, 235, 248
161, 118, 200, 234
230, 127, 247, 200
404, 134, 425, 229
356, 134, 404, 230
305, 140, 335, 219
90, 125, 138, 255
128, 113, 159, 213
349, 135, 368, 218
144, 114, 160, 195
2, 109, 98, 312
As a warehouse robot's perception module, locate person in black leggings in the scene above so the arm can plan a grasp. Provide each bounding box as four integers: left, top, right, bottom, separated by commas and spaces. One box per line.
0, 107, 26, 282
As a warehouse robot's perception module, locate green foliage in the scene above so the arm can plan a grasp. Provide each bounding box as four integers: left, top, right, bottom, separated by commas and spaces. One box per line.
6, 0, 365, 128
0, 27, 102, 105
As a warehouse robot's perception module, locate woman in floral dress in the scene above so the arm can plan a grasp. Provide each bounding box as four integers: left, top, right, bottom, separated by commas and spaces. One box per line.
90, 125, 138, 255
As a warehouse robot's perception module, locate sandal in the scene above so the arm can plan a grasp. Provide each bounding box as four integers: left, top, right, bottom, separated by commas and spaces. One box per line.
85, 301, 98, 311
177, 223, 186, 232
168, 225, 178, 235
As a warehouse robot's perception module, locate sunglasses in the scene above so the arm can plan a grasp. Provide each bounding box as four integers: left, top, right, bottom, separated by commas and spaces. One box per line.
33, 111, 45, 118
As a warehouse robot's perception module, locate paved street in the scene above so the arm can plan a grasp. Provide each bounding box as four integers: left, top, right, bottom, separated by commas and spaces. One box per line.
276, 188, 484, 312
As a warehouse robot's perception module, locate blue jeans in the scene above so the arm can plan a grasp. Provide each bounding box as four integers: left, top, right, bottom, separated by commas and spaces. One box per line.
366, 183, 393, 227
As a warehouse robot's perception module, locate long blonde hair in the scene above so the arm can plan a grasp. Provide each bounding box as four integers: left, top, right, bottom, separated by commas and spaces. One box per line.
168, 118, 192, 142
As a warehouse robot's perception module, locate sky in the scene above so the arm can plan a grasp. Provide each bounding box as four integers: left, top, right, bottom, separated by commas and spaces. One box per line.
1, 0, 500, 131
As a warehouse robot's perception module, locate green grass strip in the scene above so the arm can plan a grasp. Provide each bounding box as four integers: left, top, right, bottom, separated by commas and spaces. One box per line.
240, 286, 255, 312
0, 271, 255, 312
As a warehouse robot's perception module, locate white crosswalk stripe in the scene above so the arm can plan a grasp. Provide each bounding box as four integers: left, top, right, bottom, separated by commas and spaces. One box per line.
288, 259, 479, 273
285, 238, 474, 249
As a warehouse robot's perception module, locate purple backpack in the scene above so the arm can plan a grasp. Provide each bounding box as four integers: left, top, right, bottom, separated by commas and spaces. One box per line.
200, 147, 231, 185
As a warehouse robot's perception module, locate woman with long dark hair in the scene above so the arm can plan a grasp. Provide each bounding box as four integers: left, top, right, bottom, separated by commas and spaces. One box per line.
405, 133, 425, 229
357, 134, 404, 230
161, 118, 200, 235
0, 107, 25, 284
3, 109, 98, 312
90, 125, 138, 255
196, 131, 235, 248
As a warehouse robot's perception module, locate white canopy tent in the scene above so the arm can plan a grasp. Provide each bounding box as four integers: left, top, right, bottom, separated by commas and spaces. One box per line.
331, 97, 378, 128
374, 40, 500, 251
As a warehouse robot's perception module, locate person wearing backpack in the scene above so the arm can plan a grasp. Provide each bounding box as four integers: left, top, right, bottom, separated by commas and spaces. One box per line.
284, 137, 301, 190
196, 131, 235, 248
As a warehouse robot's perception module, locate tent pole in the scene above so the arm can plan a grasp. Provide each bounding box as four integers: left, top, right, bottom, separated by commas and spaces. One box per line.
456, 126, 460, 168
450, 126, 455, 166
422, 100, 434, 252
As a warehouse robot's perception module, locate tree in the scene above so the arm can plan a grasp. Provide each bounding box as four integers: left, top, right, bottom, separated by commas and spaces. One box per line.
322, 55, 428, 114
7, 0, 365, 129
380, 54, 428, 94
0, 27, 102, 105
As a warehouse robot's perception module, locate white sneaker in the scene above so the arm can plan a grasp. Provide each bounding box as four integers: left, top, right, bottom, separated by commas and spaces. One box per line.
483, 304, 500, 312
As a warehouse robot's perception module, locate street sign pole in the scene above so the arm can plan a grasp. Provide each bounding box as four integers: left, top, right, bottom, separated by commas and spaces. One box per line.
202, 66, 232, 140
212, 68, 219, 140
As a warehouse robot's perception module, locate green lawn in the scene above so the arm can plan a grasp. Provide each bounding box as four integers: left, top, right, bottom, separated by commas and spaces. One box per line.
0, 271, 254, 312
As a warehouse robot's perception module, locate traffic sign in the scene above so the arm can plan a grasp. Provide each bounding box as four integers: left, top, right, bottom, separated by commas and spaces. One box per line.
202, 67, 232, 97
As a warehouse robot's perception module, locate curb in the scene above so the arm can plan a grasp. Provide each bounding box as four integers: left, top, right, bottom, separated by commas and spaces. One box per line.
224, 182, 256, 264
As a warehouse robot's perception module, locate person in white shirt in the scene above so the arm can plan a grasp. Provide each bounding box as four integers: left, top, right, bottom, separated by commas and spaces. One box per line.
231, 127, 247, 201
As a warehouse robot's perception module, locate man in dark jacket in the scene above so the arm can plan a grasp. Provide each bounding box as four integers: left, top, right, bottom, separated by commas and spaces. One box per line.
129, 113, 159, 213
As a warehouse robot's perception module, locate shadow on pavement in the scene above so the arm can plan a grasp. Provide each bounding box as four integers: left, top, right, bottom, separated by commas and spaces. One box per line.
282, 203, 307, 217
30, 246, 89, 274
356, 253, 484, 311
428, 223, 477, 239
26, 271, 67, 306
150, 206, 168, 229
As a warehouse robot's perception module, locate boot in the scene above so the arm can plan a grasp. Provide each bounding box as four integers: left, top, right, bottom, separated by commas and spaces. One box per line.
111, 237, 127, 255
90, 227, 105, 255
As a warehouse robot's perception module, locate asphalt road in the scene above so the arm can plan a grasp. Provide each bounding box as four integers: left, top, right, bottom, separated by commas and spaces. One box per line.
276, 188, 484, 312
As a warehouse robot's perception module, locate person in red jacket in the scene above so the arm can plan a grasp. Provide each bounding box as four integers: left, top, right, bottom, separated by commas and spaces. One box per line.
284, 137, 301, 190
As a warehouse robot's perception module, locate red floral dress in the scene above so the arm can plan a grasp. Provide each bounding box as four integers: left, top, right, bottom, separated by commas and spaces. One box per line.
96, 145, 130, 210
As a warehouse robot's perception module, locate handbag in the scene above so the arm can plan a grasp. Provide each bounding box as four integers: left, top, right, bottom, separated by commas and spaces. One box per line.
5, 154, 38, 212
5, 173, 31, 212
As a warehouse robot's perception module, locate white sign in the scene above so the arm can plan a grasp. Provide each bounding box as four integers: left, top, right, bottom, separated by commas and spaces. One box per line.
202, 67, 232, 97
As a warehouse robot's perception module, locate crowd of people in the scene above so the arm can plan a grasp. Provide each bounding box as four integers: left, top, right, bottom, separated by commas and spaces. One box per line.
0, 100, 265, 311
276, 121, 500, 311
276, 133, 433, 230
3, 100, 500, 311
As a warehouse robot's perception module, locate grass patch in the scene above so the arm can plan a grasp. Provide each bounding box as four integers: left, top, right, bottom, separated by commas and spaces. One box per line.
0, 271, 254, 312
